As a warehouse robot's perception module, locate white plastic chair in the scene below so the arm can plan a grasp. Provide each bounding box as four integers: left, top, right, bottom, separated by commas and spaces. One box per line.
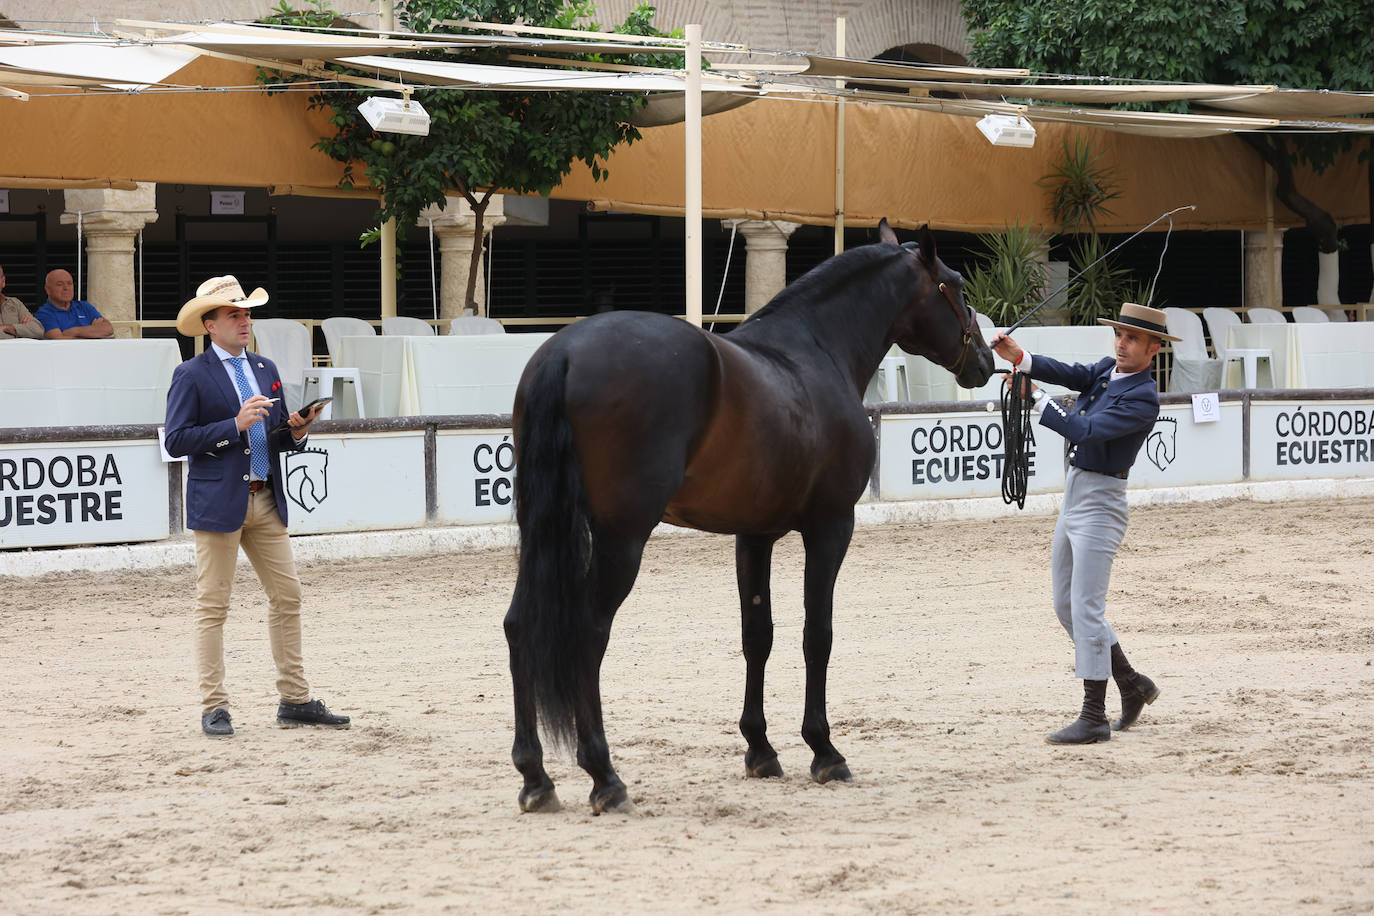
1162, 308, 1222, 393
1323, 307, 1349, 322
313, 316, 373, 419
1247, 307, 1287, 324
448, 316, 506, 335
1201, 307, 1241, 353
251, 318, 312, 410
382, 316, 435, 336
1290, 306, 1329, 324
321, 316, 376, 363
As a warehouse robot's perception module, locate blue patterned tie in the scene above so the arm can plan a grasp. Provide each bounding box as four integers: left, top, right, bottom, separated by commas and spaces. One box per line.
230, 356, 272, 481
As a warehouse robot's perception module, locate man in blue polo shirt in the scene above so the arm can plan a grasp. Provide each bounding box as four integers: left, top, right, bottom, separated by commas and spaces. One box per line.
35, 268, 113, 339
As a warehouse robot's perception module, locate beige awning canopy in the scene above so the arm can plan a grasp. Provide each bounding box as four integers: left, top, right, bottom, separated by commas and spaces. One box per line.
554, 97, 1370, 233
0, 20, 1366, 232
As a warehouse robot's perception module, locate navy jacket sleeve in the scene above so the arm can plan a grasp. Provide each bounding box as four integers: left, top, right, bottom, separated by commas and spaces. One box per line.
164, 360, 242, 459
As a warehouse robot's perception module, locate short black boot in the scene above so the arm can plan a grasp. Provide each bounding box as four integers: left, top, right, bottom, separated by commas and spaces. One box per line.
1047, 679, 1110, 745
1110, 642, 1160, 731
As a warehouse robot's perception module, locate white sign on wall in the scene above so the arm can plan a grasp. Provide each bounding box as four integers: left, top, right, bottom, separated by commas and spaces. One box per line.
878, 411, 1066, 500
0, 441, 168, 548
1126, 401, 1243, 488
210, 190, 245, 215
1249, 400, 1374, 481
277, 431, 426, 535
435, 430, 518, 525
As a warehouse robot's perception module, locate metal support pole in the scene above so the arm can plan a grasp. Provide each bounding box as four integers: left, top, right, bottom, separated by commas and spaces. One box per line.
381, 218, 397, 319
685, 23, 703, 327
833, 17, 846, 256
379, 0, 397, 320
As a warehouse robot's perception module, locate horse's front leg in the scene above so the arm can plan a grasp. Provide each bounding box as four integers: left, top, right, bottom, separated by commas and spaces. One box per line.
800, 516, 855, 784
737, 533, 784, 778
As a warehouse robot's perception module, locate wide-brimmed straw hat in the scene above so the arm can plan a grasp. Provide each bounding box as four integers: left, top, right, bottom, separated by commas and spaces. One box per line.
1097, 302, 1181, 342
176, 275, 269, 336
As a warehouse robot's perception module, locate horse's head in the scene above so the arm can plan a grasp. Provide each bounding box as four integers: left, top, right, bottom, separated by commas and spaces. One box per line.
880, 221, 995, 389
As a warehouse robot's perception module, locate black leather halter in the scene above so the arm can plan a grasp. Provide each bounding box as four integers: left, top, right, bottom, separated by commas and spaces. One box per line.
938, 280, 976, 376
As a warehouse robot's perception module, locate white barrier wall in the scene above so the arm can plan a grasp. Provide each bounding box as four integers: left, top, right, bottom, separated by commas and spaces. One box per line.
879, 410, 1067, 499
1127, 401, 1244, 488
276, 432, 427, 535
5, 391, 1372, 550
1250, 399, 1374, 480
0, 440, 168, 548
435, 430, 518, 525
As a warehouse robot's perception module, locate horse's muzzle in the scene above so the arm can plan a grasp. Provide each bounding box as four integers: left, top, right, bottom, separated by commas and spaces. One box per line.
956, 346, 996, 389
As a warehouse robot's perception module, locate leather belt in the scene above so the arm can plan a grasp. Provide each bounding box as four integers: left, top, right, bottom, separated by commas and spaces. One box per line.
248, 479, 269, 493
1076, 466, 1128, 480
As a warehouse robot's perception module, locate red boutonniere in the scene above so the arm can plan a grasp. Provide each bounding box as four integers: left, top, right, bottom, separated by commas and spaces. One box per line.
271, 381, 281, 393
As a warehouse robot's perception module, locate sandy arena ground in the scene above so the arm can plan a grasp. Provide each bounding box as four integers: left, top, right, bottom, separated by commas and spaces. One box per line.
2, 496, 1373, 914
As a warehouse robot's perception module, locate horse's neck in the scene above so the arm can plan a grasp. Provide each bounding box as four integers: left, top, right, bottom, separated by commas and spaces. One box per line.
735, 247, 910, 394
799, 272, 908, 393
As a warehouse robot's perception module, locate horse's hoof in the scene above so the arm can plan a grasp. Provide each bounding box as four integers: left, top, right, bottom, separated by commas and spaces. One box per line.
590, 784, 632, 815
746, 755, 784, 779
811, 761, 853, 784
518, 785, 562, 813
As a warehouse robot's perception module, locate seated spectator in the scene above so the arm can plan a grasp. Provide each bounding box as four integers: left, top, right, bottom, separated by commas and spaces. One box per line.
35, 268, 113, 339
0, 264, 44, 340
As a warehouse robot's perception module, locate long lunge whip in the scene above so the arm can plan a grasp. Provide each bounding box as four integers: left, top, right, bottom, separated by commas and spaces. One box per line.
997, 205, 1195, 507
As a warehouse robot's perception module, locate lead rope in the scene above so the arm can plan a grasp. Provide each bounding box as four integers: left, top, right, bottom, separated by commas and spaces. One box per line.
999, 370, 1034, 508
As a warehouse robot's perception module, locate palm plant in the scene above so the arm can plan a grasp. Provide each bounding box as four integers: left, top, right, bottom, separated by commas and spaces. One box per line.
1064, 234, 1132, 327
1040, 138, 1122, 234
964, 221, 1049, 327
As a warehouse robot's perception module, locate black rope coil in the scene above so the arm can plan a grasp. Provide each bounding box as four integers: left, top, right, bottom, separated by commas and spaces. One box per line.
1000, 370, 1035, 508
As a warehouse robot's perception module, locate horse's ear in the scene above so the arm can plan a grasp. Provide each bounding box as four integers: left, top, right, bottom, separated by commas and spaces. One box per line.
877, 218, 898, 245
917, 225, 937, 269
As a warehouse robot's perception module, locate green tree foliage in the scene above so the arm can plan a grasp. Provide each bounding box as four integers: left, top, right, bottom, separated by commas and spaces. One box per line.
961, 0, 1374, 254
262, 0, 680, 310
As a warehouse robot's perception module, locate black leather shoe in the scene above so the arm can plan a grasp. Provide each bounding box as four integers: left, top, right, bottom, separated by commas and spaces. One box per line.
277, 698, 350, 729
1112, 675, 1161, 731
202, 708, 234, 738
1047, 716, 1110, 745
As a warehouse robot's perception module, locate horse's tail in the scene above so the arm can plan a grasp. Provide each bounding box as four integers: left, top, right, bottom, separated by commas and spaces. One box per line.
510, 351, 593, 751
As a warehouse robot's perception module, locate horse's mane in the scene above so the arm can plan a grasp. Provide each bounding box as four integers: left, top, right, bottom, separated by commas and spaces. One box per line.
746, 243, 907, 324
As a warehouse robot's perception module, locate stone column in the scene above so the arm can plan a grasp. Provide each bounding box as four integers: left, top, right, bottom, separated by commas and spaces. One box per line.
417, 195, 506, 320
731, 219, 800, 314
59, 183, 158, 337
1243, 229, 1285, 312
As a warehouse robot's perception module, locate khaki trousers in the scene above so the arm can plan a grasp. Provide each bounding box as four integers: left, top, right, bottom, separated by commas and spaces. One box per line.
194, 486, 310, 715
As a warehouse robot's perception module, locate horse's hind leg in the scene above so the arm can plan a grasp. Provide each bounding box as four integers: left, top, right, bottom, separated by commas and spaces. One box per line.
576, 531, 648, 814
504, 598, 560, 812
737, 532, 784, 778
800, 516, 855, 784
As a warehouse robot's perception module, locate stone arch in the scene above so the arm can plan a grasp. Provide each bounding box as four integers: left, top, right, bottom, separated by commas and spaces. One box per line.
588, 1, 971, 61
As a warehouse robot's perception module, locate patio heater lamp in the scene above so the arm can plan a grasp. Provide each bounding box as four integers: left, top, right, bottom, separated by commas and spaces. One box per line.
360, 93, 431, 136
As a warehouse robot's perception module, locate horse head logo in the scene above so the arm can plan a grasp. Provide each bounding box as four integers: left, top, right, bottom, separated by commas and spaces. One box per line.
285, 447, 329, 513
1145, 416, 1177, 471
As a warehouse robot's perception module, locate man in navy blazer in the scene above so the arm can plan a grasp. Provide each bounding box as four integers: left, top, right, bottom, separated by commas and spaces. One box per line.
991, 303, 1180, 745
165, 275, 347, 738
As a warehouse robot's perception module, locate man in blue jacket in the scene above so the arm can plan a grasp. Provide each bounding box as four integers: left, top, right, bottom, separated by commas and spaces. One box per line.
991, 303, 1180, 744
165, 275, 346, 738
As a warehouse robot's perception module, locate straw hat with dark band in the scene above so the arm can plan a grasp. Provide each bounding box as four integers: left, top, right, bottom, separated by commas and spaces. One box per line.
1097, 302, 1181, 342
176, 275, 269, 336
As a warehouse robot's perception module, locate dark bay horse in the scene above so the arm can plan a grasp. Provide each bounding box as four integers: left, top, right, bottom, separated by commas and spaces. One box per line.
505, 221, 995, 813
